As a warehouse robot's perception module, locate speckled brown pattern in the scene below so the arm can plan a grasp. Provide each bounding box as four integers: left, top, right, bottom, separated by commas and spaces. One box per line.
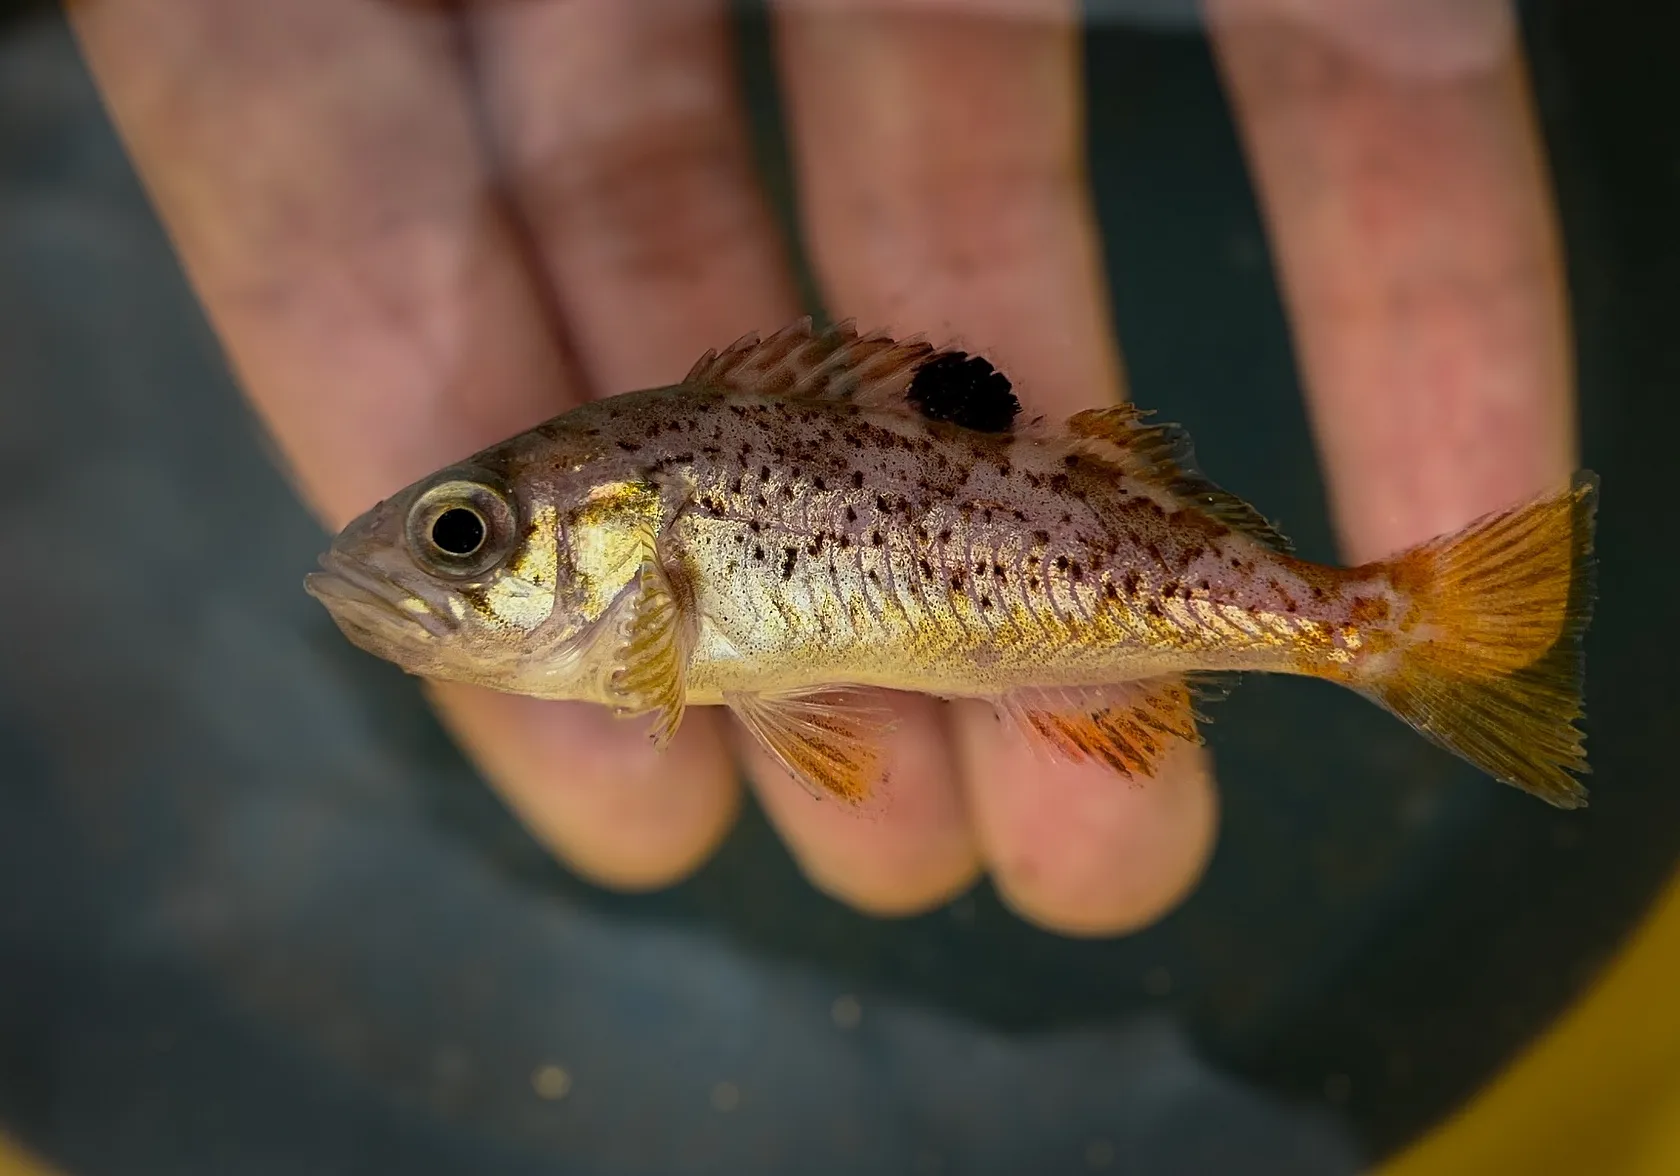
307, 320, 1594, 805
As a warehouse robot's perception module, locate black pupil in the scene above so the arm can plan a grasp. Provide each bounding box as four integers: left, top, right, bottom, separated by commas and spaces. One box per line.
431, 507, 486, 556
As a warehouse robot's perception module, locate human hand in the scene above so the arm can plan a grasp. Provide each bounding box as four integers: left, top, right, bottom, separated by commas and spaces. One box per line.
67, 0, 1572, 935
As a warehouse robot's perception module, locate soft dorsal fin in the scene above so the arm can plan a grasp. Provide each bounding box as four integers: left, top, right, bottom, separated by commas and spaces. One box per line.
685, 317, 1021, 434
1062, 405, 1294, 553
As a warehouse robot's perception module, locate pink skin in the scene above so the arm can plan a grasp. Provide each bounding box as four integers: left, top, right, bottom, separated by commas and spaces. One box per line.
69, 0, 1571, 935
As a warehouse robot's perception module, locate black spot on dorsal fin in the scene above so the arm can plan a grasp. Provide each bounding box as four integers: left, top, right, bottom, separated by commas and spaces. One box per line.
906, 351, 1021, 434
685, 317, 1020, 433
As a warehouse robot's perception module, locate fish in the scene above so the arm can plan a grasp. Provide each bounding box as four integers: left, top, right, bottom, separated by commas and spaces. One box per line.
305, 318, 1597, 808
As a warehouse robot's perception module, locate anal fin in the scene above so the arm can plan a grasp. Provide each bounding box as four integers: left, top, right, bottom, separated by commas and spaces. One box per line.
726, 687, 898, 803
999, 676, 1213, 780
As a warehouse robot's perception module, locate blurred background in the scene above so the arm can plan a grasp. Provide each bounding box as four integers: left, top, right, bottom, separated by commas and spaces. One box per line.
0, 0, 1676, 1172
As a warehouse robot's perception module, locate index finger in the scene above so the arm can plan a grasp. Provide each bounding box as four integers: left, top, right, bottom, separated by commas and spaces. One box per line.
68, 0, 742, 887
68, 0, 559, 521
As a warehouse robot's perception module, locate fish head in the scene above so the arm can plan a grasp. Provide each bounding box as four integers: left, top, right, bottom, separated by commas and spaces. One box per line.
305, 456, 626, 698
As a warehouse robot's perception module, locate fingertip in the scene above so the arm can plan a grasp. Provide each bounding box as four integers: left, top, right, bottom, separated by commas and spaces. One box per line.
994, 748, 1219, 938
799, 836, 982, 919
958, 708, 1220, 938
742, 695, 982, 917
425, 683, 742, 891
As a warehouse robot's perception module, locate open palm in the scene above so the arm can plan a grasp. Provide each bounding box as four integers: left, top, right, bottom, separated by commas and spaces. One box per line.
69, 0, 1573, 935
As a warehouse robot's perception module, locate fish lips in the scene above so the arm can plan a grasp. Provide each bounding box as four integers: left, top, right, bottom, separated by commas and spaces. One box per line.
304, 550, 458, 643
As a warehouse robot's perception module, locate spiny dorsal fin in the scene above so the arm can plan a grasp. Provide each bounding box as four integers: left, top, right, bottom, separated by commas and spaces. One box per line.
685, 318, 1021, 434
1063, 405, 1294, 553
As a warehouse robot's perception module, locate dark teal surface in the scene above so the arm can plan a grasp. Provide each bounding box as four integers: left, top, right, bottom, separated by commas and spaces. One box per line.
0, 2, 1674, 1172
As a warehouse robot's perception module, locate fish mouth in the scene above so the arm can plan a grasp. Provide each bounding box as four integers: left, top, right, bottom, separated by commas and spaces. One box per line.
304, 550, 458, 639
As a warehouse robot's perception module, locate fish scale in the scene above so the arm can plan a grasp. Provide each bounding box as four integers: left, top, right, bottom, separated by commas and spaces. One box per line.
307, 318, 1597, 809
661, 394, 1325, 700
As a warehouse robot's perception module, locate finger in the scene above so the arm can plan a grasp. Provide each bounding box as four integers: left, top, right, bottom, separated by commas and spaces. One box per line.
958, 731, 1218, 936
1207, 0, 1575, 561
67, 0, 560, 517
466, 0, 795, 389
739, 695, 980, 915
68, 0, 739, 887
427, 687, 740, 889
466, 0, 979, 912
775, 0, 1220, 935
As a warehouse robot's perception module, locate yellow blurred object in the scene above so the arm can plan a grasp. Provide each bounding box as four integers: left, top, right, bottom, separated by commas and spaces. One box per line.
0, 1136, 57, 1176
1383, 864, 1680, 1176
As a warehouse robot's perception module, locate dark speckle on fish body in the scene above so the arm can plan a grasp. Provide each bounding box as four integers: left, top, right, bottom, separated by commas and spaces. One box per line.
311, 318, 1595, 812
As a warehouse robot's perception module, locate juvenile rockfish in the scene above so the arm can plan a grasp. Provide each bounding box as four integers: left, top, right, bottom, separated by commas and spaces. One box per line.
306, 319, 1597, 807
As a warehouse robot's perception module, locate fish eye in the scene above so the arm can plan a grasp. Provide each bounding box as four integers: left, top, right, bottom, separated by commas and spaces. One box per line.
431, 507, 485, 556
405, 476, 518, 578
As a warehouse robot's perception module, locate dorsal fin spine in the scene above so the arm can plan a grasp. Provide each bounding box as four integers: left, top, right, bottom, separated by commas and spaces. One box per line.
686, 318, 941, 408
683, 323, 1283, 550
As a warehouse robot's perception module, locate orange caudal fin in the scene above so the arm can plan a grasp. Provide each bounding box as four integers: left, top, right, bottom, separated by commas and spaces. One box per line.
1364, 472, 1599, 808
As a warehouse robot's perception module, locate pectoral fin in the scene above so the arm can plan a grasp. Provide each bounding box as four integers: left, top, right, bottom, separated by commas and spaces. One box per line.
608, 550, 696, 748
998, 676, 1217, 779
725, 687, 898, 803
